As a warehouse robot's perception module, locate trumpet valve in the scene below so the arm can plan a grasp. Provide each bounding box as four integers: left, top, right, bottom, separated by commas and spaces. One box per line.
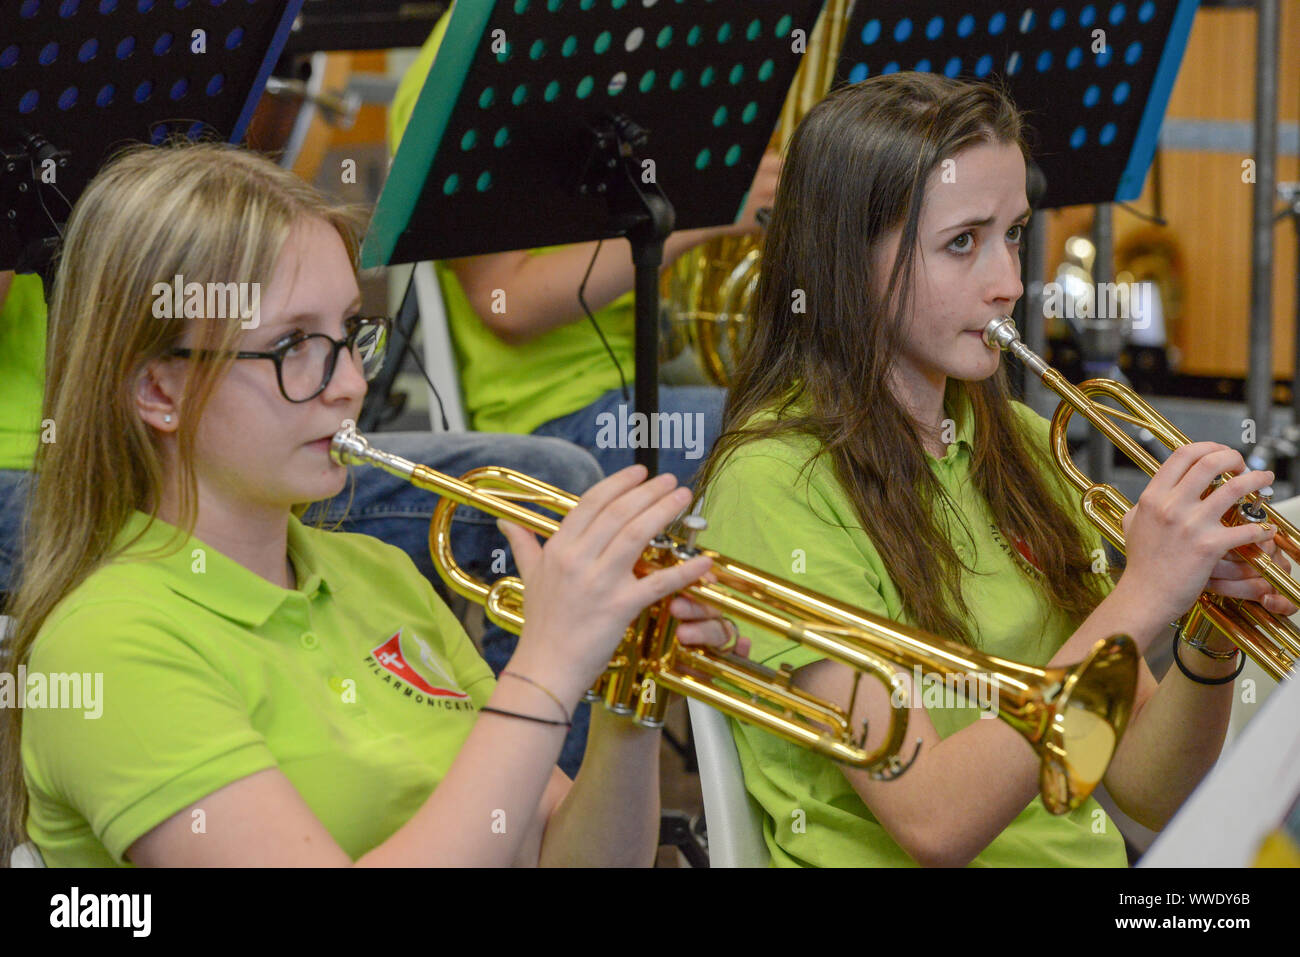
678, 514, 708, 555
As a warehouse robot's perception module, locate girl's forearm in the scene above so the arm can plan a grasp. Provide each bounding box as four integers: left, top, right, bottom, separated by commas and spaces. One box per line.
539, 705, 662, 866
456, 225, 729, 345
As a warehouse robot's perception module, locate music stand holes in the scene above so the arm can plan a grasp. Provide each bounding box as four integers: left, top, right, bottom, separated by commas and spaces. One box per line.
724, 145, 741, 167
460, 129, 478, 151
607, 72, 626, 96
78, 38, 98, 61
116, 36, 136, 59
19, 90, 39, 114
476, 171, 492, 193
133, 79, 152, 103
894, 18, 912, 43
443, 173, 460, 195
169, 77, 187, 100
712, 105, 727, 127
96, 83, 115, 106
1080, 4, 1097, 27
989, 11, 1007, 36
58, 86, 78, 109
39, 42, 59, 66
694, 148, 710, 171
154, 32, 174, 55
205, 72, 224, 95
861, 19, 880, 45
757, 59, 774, 81
926, 16, 943, 40
624, 27, 643, 53
594, 31, 611, 55
656, 26, 672, 49
638, 70, 655, 93
576, 75, 594, 99
957, 14, 975, 38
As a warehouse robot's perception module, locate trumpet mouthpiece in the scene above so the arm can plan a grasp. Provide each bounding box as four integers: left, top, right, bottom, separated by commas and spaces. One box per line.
982, 315, 1020, 351
330, 421, 370, 467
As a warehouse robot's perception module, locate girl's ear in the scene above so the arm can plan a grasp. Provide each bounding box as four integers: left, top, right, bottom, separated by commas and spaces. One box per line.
135, 359, 183, 433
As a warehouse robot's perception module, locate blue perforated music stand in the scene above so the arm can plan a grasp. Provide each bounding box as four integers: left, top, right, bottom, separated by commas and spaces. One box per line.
1, 0, 306, 272
836, 1, 1200, 208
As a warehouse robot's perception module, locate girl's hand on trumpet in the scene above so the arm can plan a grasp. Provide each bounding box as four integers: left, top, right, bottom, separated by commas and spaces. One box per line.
1120, 442, 1292, 636
495, 464, 734, 706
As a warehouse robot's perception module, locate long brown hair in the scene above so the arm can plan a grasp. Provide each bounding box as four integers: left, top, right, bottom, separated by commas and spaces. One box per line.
1, 141, 368, 861
694, 72, 1106, 649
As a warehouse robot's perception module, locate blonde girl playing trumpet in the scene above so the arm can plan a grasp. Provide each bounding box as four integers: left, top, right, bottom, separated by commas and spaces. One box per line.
1, 142, 744, 867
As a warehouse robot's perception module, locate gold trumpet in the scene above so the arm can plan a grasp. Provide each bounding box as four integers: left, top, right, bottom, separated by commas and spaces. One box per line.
331, 422, 1138, 813
984, 315, 1300, 681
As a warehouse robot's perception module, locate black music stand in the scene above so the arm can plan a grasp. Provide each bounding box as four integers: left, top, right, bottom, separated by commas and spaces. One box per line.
364, 0, 826, 473
1, 0, 306, 274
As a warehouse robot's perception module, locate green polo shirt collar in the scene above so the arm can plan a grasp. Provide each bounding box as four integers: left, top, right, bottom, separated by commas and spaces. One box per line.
934, 379, 975, 464
113, 511, 338, 628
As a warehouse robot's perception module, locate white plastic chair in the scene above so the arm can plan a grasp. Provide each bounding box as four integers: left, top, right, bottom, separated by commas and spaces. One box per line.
9, 842, 45, 868
410, 261, 468, 433
686, 699, 770, 867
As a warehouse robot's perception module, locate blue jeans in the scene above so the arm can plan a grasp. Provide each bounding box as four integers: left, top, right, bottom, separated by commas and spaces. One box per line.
0, 432, 605, 777
532, 385, 727, 488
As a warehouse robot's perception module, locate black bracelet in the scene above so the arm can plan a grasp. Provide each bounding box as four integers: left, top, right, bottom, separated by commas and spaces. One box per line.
479, 706, 571, 728
1170, 633, 1246, 685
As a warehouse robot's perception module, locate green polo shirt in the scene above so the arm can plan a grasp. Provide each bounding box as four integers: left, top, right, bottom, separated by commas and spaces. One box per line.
698, 382, 1128, 867
22, 510, 495, 866
388, 6, 636, 434
0, 273, 47, 471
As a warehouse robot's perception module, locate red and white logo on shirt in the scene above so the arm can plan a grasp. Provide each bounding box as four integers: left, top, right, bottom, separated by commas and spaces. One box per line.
370, 629, 468, 698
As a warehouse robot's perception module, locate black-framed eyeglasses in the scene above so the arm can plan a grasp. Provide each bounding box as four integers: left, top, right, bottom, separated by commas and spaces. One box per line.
169, 315, 391, 403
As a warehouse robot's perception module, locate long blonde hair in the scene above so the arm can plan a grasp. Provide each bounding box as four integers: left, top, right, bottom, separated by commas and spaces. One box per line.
0, 141, 368, 861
